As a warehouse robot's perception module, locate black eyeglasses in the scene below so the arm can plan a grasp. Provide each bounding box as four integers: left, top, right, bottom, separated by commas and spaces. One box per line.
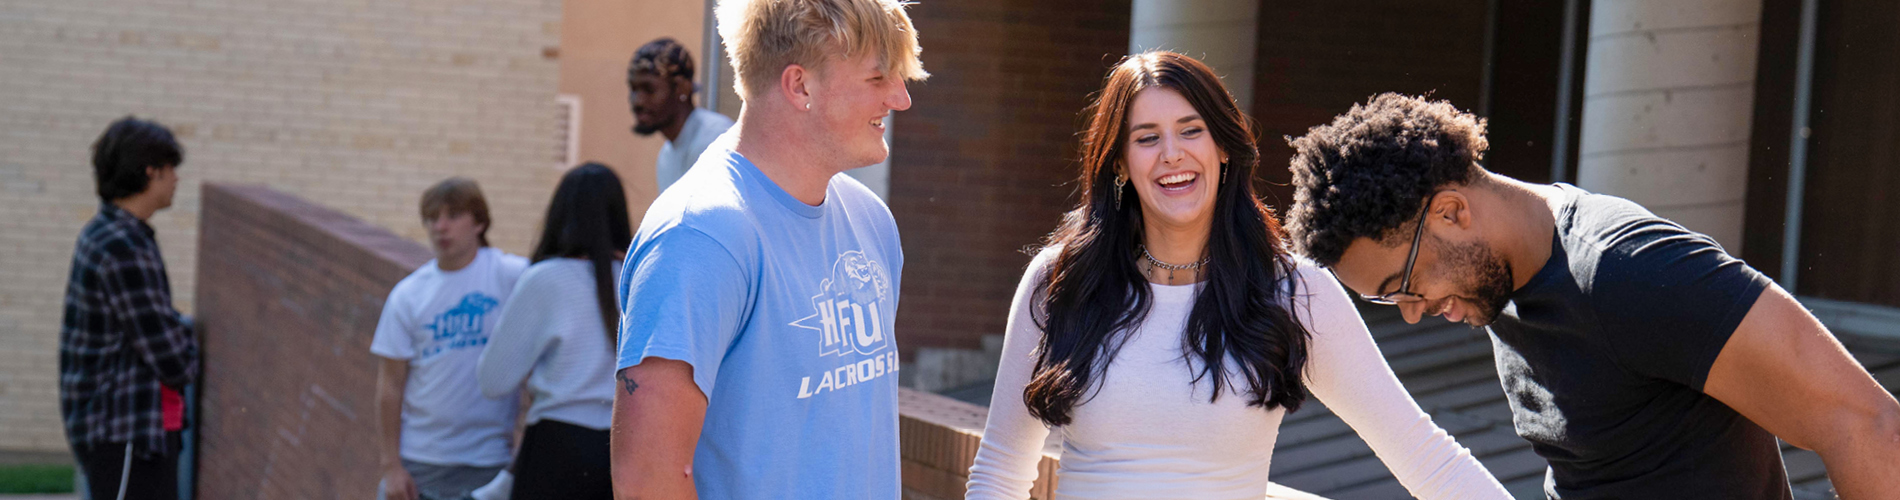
1361, 201, 1433, 305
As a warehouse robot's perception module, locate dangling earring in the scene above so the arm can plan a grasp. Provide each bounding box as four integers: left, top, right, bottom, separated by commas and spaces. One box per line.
1114, 173, 1127, 209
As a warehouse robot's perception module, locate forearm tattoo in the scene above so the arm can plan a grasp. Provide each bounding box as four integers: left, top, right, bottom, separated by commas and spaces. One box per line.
618, 369, 639, 395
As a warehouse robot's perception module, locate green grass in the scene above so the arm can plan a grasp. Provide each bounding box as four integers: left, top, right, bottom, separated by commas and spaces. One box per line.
0, 464, 75, 494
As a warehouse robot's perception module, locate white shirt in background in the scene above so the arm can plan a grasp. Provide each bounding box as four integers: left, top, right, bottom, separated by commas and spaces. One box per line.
655, 107, 736, 193
370, 247, 529, 467
966, 252, 1510, 500
476, 258, 619, 430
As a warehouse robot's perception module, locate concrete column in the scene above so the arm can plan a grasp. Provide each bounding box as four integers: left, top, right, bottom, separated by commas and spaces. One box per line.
1130, 0, 1260, 110
1576, 0, 1763, 252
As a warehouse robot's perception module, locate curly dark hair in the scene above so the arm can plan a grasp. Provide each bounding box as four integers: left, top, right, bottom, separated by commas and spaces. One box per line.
1284, 93, 1489, 266
91, 116, 182, 202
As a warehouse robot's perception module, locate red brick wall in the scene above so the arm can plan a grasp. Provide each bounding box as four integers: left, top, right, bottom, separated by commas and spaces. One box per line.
193, 183, 431, 499
899, 387, 1061, 500
1250, 0, 1490, 205
890, 0, 1132, 357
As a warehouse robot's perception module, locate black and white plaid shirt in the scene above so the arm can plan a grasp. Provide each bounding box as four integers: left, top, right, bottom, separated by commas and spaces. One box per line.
59, 202, 198, 457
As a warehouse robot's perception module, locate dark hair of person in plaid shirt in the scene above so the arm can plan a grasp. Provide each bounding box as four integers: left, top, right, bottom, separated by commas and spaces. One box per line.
91, 117, 183, 202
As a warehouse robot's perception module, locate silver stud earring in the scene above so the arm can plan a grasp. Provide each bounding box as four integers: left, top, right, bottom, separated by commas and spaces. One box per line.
679, 95, 688, 103
1114, 173, 1127, 209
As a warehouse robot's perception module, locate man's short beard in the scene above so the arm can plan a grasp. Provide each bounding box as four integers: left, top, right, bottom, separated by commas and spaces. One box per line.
632, 117, 668, 137
1436, 237, 1515, 326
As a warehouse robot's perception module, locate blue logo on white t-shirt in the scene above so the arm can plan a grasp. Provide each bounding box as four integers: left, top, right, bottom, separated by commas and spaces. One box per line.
419, 292, 499, 359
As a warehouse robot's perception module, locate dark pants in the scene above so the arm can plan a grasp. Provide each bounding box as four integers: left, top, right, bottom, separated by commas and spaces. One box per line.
511, 420, 611, 500
75, 432, 181, 500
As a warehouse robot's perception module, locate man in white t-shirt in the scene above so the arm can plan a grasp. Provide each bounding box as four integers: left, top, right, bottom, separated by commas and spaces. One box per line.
628, 37, 735, 194
372, 177, 528, 500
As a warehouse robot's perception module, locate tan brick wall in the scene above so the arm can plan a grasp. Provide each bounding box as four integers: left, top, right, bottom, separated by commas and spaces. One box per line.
0, 0, 564, 453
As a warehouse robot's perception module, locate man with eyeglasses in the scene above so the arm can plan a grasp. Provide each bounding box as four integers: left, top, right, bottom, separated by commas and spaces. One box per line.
1284, 93, 1900, 499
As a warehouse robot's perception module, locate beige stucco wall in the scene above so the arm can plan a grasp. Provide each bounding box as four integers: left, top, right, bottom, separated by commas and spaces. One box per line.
0, 0, 564, 452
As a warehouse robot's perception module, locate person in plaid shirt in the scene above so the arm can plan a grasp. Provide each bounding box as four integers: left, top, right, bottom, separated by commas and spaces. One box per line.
60, 116, 198, 500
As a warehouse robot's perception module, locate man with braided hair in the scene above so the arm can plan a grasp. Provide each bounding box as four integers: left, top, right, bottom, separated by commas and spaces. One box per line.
628, 37, 734, 193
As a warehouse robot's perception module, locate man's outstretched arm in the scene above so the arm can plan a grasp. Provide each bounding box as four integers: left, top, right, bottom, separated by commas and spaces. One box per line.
1705, 285, 1900, 499
611, 358, 708, 500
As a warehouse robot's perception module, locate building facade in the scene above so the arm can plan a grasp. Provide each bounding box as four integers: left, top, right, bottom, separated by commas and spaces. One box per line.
0, 0, 565, 452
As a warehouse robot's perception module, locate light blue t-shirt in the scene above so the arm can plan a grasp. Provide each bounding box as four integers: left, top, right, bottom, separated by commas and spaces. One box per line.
617, 142, 903, 500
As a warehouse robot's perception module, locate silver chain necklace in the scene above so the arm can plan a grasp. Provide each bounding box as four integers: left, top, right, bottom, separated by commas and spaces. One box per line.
1139, 245, 1210, 282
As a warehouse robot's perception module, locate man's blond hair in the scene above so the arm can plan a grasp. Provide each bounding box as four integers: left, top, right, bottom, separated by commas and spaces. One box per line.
716, 0, 928, 101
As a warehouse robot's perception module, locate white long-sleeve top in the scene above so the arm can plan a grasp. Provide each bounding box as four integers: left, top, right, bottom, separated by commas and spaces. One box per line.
476, 258, 618, 430
966, 252, 1509, 500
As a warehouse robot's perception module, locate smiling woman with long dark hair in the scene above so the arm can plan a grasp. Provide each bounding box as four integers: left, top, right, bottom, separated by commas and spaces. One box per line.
964, 51, 1509, 499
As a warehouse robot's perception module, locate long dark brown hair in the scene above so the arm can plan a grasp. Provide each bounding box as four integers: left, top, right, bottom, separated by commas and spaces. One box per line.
530, 163, 633, 345
1023, 51, 1312, 426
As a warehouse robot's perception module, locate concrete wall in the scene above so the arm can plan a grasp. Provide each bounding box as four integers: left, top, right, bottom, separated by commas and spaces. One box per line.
193, 183, 431, 499
0, 0, 563, 453
1576, 0, 1763, 252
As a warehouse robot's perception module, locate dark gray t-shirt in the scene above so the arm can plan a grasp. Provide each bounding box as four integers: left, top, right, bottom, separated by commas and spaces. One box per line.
1488, 184, 1789, 499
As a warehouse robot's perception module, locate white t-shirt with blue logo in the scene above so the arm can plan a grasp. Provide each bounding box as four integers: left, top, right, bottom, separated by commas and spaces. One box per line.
618, 145, 903, 500
371, 247, 528, 467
